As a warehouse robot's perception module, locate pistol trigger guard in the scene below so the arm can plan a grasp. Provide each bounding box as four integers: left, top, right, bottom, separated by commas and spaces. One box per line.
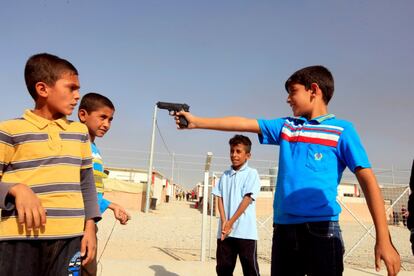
169, 110, 175, 116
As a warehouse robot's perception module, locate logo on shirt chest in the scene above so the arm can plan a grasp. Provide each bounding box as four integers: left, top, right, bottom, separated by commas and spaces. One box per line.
314, 152, 323, 161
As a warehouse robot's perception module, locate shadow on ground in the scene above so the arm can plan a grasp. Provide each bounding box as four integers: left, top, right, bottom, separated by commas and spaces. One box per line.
149, 265, 179, 276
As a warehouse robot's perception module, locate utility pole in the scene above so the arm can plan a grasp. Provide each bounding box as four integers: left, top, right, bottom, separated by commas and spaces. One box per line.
171, 152, 175, 185
145, 104, 158, 213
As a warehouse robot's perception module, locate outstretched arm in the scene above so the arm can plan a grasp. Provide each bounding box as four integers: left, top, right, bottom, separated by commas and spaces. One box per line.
175, 111, 261, 133
356, 167, 400, 276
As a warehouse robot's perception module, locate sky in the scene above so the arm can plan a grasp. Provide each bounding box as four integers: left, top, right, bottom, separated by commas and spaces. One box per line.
1, 1, 413, 188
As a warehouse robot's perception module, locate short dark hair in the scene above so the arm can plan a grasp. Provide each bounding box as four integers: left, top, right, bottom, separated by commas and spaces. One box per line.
79, 92, 115, 113
24, 53, 78, 100
229, 135, 252, 153
285, 65, 334, 104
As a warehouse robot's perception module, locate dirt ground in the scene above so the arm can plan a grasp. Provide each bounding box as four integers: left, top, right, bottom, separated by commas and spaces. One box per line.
96, 199, 414, 275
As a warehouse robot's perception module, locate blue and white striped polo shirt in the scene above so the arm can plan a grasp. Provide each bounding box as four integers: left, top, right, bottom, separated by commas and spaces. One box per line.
258, 114, 371, 224
91, 143, 111, 214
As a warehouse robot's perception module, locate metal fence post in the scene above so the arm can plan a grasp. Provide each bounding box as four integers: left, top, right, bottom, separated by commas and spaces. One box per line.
201, 152, 213, 261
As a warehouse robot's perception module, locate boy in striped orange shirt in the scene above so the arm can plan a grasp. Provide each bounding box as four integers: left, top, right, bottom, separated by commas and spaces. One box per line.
0, 53, 101, 275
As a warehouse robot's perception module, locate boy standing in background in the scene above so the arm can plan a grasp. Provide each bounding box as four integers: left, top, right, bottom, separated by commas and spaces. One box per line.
78, 92, 130, 275
213, 135, 261, 276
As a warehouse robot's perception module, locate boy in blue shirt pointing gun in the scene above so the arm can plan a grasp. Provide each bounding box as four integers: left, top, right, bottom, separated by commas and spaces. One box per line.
175, 65, 400, 276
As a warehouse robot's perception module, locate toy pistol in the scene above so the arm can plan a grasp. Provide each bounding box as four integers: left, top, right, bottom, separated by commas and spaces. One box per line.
157, 102, 190, 128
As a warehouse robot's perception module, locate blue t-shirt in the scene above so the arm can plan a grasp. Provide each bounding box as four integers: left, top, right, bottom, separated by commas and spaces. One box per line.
91, 143, 111, 214
257, 114, 371, 224
212, 162, 261, 240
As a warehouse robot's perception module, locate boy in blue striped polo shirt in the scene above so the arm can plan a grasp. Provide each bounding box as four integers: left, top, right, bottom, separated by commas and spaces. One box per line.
78, 93, 129, 224
213, 135, 261, 276
78, 92, 130, 275
174, 66, 400, 276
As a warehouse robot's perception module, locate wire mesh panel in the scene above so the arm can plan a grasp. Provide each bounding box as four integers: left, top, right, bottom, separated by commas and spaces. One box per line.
337, 168, 413, 271
210, 166, 414, 270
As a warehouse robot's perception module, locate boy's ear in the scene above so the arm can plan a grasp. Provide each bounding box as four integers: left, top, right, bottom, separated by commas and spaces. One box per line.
247, 152, 251, 159
310, 83, 322, 97
35, 82, 49, 98
78, 109, 88, 123
310, 83, 319, 93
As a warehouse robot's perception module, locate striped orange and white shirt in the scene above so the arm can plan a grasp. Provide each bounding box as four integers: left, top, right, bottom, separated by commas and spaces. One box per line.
0, 110, 100, 240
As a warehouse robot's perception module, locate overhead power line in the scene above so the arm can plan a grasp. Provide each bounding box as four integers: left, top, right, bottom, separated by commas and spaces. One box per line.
155, 120, 172, 157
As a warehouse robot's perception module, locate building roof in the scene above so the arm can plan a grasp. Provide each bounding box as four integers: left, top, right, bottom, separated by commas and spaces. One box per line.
106, 166, 165, 178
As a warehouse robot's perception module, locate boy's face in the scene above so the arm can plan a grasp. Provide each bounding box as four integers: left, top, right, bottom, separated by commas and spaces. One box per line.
230, 143, 251, 170
78, 106, 114, 141
286, 83, 314, 118
40, 72, 80, 118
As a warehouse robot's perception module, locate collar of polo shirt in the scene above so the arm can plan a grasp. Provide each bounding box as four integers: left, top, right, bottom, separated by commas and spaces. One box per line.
296, 113, 336, 124
23, 109, 70, 130
230, 161, 249, 175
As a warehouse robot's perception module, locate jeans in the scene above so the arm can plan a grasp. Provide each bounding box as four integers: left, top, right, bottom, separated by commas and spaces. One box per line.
271, 221, 344, 276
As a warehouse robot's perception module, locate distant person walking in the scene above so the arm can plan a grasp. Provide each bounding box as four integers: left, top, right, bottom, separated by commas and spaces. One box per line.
401, 205, 408, 227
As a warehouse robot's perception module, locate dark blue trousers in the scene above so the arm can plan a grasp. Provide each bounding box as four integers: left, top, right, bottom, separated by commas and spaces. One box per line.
0, 237, 82, 276
271, 221, 344, 276
216, 237, 260, 276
